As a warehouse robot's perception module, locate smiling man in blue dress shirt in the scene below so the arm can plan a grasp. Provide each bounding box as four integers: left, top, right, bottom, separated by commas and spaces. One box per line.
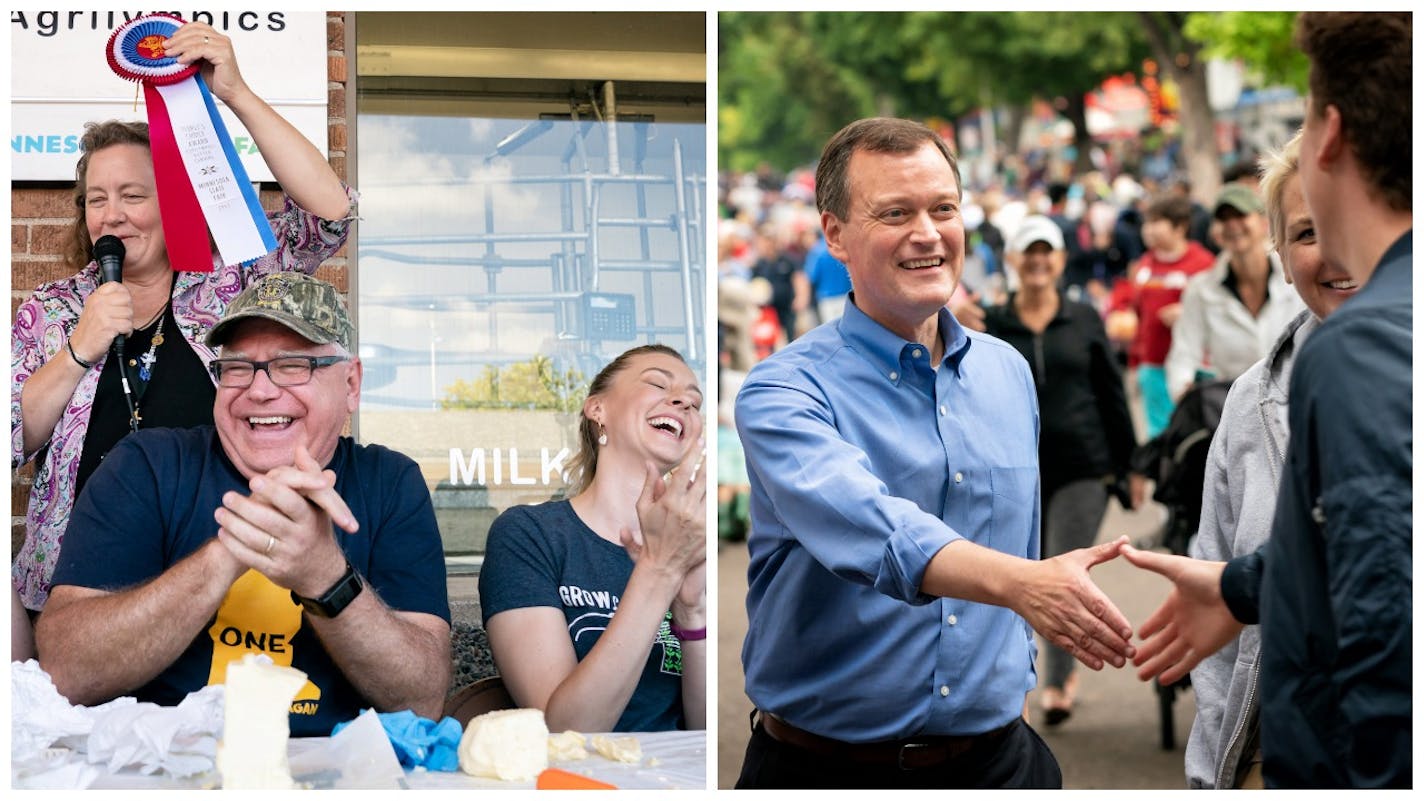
734, 118, 1138, 789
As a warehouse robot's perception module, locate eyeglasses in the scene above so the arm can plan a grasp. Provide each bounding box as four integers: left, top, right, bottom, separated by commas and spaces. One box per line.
208, 355, 350, 388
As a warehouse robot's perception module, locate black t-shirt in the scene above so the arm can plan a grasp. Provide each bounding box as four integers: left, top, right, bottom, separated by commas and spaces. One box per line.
75, 299, 215, 496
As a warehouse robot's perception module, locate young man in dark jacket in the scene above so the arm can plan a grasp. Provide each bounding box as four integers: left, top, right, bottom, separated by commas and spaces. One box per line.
1122, 12, 1412, 788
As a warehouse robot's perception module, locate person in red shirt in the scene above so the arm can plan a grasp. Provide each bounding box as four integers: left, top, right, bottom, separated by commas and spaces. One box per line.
1107, 194, 1215, 436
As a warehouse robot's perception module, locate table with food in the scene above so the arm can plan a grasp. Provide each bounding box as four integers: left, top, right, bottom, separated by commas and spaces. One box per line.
11, 656, 706, 790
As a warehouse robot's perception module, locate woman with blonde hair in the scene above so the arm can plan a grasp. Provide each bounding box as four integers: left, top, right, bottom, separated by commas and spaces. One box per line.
480, 344, 707, 731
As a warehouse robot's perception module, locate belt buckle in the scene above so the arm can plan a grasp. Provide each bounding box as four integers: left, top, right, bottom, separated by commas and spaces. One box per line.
897, 741, 933, 771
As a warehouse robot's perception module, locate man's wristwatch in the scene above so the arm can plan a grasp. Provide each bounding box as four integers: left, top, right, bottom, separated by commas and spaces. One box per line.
291, 561, 363, 618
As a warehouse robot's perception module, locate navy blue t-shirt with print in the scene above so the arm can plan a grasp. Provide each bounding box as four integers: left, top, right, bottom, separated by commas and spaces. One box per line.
52, 426, 450, 737
479, 500, 685, 732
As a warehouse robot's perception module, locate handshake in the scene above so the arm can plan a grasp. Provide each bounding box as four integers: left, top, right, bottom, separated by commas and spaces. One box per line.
1020, 536, 1240, 685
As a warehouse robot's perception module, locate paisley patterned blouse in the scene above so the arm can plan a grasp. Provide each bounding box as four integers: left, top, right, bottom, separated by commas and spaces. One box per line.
10, 187, 359, 610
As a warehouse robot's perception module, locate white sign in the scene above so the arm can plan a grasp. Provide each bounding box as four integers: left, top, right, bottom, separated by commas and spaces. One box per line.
10, 10, 328, 181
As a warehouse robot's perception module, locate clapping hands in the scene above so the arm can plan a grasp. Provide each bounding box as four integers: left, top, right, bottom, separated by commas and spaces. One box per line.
619, 448, 708, 609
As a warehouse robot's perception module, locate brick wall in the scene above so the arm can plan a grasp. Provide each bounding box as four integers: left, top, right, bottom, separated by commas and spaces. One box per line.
11, 12, 353, 559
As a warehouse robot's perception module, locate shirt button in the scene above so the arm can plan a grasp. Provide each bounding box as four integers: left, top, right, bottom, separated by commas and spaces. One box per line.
888, 371, 898, 381
911, 348, 922, 359
938, 405, 947, 416
939, 685, 950, 697
947, 614, 958, 626
954, 472, 964, 483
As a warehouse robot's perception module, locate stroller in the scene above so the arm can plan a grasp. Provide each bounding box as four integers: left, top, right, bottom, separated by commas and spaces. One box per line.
1131, 378, 1233, 749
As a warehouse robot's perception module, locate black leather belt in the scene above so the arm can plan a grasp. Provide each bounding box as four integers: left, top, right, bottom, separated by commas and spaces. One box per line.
760, 713, 1017, 770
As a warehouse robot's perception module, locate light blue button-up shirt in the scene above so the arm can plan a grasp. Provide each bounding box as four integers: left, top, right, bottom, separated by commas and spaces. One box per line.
736, 299, 1041, 742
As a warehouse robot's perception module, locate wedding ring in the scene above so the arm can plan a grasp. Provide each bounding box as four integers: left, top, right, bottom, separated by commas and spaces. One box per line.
264, 535, 276, 556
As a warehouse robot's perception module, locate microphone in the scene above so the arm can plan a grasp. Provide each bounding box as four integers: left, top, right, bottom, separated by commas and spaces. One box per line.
92, 235, 126, 353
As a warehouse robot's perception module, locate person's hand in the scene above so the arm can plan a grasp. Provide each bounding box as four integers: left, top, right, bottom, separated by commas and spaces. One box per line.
165, 22, 252, 106
214, 445, 359, 598
1120, 544, 1242, 685
950, 292, 986, 332
1157, 301, 1183, 328
1014, 536, 1135, 670
1105, 309, 1137, 343
1129, 473, 1150, 510
619, 449, 707, 581
69, 281, 134, 364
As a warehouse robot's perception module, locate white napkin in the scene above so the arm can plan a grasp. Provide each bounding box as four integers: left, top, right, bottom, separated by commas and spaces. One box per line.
86, 684, 224, 776
11, 659, 98, 763
287, 708, 406, 789
10, 659, 225, 788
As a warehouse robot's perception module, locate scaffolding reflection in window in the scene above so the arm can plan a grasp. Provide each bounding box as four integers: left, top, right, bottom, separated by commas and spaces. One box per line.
356, 112, 707, 564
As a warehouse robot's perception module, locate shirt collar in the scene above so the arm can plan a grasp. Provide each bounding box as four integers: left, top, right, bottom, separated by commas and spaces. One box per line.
1377, 229, 1412, 272
837, 296, 972, 381
1217, 249, 1280, 306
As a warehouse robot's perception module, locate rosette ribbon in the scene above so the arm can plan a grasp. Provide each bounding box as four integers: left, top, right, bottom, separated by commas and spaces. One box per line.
106, 14, 276, 272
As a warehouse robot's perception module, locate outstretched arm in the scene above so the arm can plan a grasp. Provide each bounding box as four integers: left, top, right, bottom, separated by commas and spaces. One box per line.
1120, 544, 1244, 684
165, 23, 349, 220
923, 536, 1136, 670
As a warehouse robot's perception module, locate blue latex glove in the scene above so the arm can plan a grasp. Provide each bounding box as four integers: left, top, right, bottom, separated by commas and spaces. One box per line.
332, 709, 464, 772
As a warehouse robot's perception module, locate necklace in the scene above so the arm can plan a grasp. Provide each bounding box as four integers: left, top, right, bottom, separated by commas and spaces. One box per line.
138, 312, 165, 381
126, 305, 168, 383
117, 280, 175, 433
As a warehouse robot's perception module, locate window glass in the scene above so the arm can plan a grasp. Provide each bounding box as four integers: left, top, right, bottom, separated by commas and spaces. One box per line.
356, 111, 706, 571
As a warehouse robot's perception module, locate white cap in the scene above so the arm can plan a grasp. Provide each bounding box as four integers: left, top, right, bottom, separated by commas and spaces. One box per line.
1008, 215, 1066, 253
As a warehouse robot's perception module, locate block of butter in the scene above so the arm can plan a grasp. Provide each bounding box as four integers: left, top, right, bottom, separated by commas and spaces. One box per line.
217, 654, 308, 789
458, 708, 549, 781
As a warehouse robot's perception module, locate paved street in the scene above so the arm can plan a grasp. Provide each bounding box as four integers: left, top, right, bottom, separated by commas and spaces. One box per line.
716, 498, 1197, 789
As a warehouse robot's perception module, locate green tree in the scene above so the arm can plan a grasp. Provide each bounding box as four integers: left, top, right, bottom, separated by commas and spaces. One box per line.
441, 356, 588, 411
719, 12, 880, 172
719, 12, 1152, 175
897, 12, 1151, 173
1138, 12, 1220, 201
1183, 12, 1308, 92
535, 356, 590, 414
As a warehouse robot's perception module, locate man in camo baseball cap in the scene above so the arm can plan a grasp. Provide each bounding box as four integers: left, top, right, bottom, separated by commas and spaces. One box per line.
206, 272, 354, 350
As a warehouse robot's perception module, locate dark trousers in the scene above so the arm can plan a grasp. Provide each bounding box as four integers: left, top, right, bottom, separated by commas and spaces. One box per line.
735, 717, 1062, 789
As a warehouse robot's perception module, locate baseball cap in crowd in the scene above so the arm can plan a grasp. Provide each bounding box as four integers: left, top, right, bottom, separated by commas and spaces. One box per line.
206, 272, 354, 350
1213, 183, 1265, 218
1008, 215, 1066, 253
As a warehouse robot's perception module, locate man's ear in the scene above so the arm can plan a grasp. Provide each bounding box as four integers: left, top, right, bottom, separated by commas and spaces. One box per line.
346, 358, 363, 414
822, 212, 849, 263
1313, 104, 1346, 172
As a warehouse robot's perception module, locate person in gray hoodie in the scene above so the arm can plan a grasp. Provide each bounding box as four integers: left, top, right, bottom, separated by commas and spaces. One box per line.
1182, 129, 1359, 788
